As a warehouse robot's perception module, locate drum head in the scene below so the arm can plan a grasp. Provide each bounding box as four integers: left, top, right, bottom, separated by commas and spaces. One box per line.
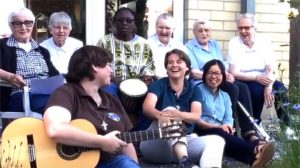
119, 79, 147, 97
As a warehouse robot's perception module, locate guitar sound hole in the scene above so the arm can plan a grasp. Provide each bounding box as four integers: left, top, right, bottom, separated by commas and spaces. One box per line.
56, 144, 81, 160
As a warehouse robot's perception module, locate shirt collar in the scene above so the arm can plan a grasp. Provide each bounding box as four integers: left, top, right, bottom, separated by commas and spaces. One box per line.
151, 34, 173, 48
191, 37, 213, 50
166, 77, 190, 94
73, 83, 112, 109
50, 37, 68, 52
202, 83, 220, 97
7, 35, 39, 49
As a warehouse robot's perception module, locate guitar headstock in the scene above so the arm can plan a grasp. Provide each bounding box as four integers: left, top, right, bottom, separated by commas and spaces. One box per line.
159, 121, 187, 139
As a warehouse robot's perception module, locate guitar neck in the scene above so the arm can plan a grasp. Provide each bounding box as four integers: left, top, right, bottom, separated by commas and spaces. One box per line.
116, 129, 162, 143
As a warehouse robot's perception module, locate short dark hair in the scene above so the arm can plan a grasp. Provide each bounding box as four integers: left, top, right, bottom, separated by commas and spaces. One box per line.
202, 59, 226, 88
164, 49, 191, 76
65, 46, 112, 83
113, 7, 136, 22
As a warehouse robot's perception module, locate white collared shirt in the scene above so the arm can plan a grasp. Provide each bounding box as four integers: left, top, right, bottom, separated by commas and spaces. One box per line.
227, 34, 276, 76
40, 37, 83, 74
148, 34, 187, 79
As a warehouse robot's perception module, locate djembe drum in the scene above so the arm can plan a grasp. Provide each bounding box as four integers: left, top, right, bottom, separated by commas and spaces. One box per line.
119, 79, 148, 113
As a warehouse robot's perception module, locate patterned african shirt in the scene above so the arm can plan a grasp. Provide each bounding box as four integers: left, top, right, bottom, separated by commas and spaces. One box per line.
97, 33, 155, 80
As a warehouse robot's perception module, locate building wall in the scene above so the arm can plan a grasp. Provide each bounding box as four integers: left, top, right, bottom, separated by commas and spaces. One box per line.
184, 0, 291, 84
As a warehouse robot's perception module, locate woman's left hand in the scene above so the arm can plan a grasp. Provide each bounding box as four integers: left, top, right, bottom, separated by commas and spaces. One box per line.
219, 124, 235, 134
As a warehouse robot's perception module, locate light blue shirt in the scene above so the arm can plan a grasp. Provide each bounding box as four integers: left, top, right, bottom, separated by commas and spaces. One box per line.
198, 83, 233, 126
185, 38, 227, 71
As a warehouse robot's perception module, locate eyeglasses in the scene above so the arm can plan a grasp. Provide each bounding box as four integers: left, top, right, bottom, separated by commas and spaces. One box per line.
11, 20, 34, 28
207, 71, 222, 77
237, 26, 253, 31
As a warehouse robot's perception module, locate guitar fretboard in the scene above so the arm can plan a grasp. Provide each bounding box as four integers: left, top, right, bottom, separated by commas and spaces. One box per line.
116, 129, 162, 143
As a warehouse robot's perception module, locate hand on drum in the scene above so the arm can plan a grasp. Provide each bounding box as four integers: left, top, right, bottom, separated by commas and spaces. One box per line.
158, 108, 183, 126
141, 75, 155, 85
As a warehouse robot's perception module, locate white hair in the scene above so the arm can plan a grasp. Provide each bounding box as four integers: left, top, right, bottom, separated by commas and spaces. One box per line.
237, 13, 256, 27
193, 19, 211, 31
8, 7, 35, 24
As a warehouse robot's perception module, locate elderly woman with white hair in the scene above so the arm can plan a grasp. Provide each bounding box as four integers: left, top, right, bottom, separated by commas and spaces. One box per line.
0, 7, 59, 115
185, 19, 267, 146
40, 11, 83, 74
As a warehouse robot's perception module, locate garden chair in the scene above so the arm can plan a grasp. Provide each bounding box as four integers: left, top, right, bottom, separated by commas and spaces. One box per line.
0, 75, 65, 132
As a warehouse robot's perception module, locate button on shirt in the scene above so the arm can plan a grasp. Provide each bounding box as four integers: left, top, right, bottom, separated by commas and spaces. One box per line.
148, 77, 202, 134
198, 83, 233, 126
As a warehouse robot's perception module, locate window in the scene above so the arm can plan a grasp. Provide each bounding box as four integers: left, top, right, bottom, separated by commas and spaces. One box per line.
27, 0, 86, 44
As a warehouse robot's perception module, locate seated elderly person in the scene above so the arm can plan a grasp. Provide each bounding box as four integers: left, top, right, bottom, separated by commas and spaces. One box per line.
0, 7, 59, 114
40, 11, 83, 75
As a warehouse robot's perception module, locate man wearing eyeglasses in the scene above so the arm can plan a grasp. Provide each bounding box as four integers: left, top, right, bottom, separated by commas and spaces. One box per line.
227, 13, 290, 128
185, 19, 264, 145
148, 13, 187, 79
0, 8, 59, 116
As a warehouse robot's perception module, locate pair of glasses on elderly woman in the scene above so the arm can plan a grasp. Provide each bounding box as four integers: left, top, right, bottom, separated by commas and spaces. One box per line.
11, 20, 34, 28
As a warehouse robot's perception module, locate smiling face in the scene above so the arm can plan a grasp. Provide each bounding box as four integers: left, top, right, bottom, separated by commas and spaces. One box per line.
237, 17, 256, 47
205, 64, 223, 90
156, 17, 174, 45
193, 23, 211, 46
10, 15, 34, 43
166, 53, 189, 79
50, 24, 71, 47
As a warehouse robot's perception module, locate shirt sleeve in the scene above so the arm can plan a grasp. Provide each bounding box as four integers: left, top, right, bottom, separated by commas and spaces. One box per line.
222, 92, 234, 126
140, 44, 155, 77
45, 86, 75, 115
192, 84, 202, 102
185, 42, 200, 70
148, 79, 163, 97
226, 37, 237, 65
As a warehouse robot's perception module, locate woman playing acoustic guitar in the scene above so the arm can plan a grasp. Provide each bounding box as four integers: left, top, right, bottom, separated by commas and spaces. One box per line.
43, 46, 139, 168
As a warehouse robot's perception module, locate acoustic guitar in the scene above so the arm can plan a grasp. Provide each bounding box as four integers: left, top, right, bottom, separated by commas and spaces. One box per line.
0, 117, 185, 168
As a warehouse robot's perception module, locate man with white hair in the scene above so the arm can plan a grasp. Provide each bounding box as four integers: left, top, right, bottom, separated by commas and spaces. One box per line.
148, 13, 187, 79
227, 13, 290, 127
185, 19, 266, 145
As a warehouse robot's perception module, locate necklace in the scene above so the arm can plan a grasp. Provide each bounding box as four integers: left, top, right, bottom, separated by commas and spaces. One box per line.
101, 117, 108, 131
88, 98, 108, 131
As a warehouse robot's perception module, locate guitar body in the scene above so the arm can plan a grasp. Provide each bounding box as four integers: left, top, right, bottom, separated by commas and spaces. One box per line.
1, 117, 100, 168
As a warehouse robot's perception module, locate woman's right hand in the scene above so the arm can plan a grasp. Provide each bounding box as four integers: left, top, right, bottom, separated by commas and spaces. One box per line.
8, 73, 26, 88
